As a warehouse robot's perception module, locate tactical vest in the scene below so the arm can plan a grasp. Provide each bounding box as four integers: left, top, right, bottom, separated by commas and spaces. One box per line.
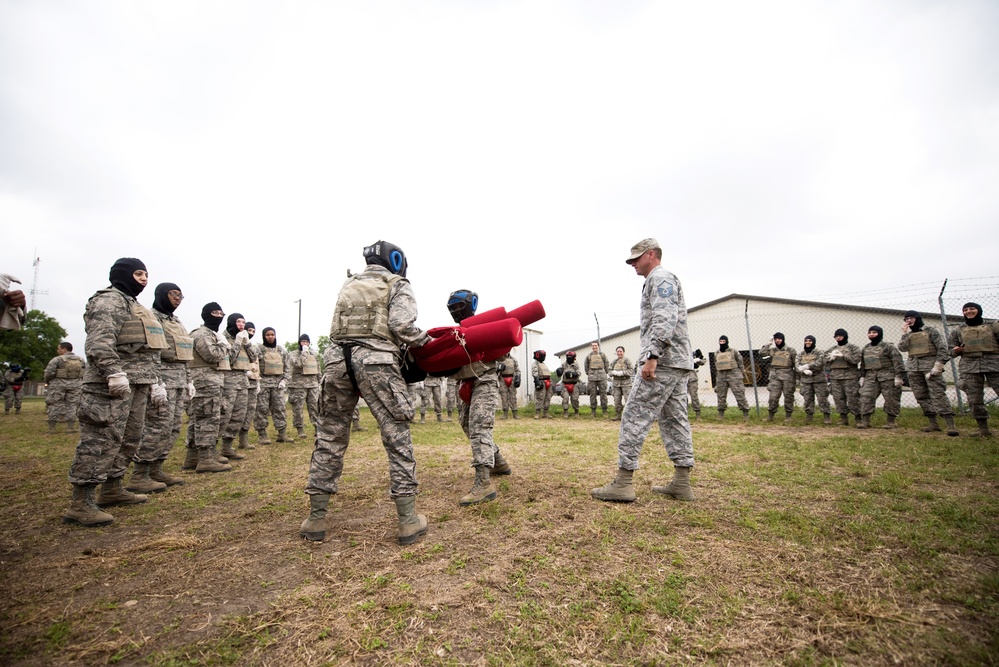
612, 359, 630, 373
330, 271, 403, 343
117, 301, 168, 351
261, 348, 285, 375
295, 353, 319, 376
189, 329, 231, 370
231, 344, 251, 371
55, 357, 84, 379
159, 318, 194, 363
906, 331, 935, 358
535, 362, 550, 378
829, 347, 854, 369
588, 353, 605, 372
716, 349, 739, 371
962, 324, 997, 354
863, 345, 887, 371
247, 361, 261, 381
771, 349, 792, 369
799, 351, 819, 369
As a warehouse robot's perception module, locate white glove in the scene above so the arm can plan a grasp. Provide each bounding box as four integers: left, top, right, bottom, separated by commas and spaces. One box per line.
187, 382, 197, 400
858, 377, 864, 387
803, 369, 813, 376
894, 377, 904, 388
235, 330, 250, 347
150, 382, 168, 407
215, 331, 231, 348
828, 350, 842, 359
255, 383, 261, 395
278, 379, 287, 390
796, 365, 805, 373
929, 361, 945, 377
107, 373, 130, 397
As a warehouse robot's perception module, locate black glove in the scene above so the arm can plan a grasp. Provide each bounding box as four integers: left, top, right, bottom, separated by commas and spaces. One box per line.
556, 367, 564, 377
534, 378, 543, 390
514, 373, 521, 388
497, 362, 506, 373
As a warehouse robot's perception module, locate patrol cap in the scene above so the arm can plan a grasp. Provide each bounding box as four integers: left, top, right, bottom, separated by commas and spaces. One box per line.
626, 238, 660, 263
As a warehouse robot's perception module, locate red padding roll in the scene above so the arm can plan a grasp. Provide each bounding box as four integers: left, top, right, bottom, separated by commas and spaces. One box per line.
507, 300, 545, 327
460, 306, 507, 328
412, 318, 523, 372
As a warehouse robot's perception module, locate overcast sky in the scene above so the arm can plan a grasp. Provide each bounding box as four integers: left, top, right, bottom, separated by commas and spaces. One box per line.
2, 0, 997, 352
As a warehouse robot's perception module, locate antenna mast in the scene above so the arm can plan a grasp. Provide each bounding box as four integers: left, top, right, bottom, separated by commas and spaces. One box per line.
30, 251, 48, 311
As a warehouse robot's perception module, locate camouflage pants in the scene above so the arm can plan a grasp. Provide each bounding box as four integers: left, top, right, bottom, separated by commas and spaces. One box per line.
255, 385, 287, 431
534, 383, 552, 413
588, 376, 608, 411
221, 382, 247, 440
686, 372, 700, 412
561, 384, 581, 414
908, 371, 954, 417
458, 375, 501, 467
289, 385, 320, 428
46, 384, 82, 423
187, 384, 223, 450
408, 384, 428, 417
427, 382, 444, 416
961, 371, 999, 419
612, 381, 632, 416
68, 383, 149, 485
498, 378, 516, 412
715, 369, 748, 411
243, 384, 258, 431
137, 386, 186, 462
3, 386, 22, 412
767, 374, 795, 413
860, 374, 902, 417
307, 347, 418, 498
829, 377, 861, 417
446, 378, 457, 413
799, 381, 830, 416
618, 366, 694, 470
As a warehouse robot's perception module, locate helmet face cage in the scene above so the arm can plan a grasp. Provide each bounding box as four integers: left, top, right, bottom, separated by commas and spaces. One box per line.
447, 289, 478, 323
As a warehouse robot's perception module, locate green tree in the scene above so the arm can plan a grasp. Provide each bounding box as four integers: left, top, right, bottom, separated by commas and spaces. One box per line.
0, 310, 68, 381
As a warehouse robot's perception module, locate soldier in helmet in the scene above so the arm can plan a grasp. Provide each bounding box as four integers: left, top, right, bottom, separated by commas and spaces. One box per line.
531, 350, 553, 419
300, 241, 430, 545
448, 289, 512, 506
557, 351, 582, 418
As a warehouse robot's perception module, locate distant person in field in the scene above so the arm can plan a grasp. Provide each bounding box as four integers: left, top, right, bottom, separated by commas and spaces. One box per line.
825, 329, 862, 427
714, 335, 749, 422
898, 312, 958, 436
857, 325, 905, 430
948, 302, 997, 437
796, 335, 830, 425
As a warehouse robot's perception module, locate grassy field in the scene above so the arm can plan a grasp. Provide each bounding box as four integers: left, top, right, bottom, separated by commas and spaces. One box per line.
0, 397, 997, 666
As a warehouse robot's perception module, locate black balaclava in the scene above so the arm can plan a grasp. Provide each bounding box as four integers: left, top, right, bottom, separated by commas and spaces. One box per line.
719, 336, 729, 352
835, 328, 849, 345
226, 313, 244, 337
201, 302, 224, 332
803, 335, 816, 352
904, 310, 924, 332
963, 302, 984, 326
153, 282, 181, 315
299, 333, 311, 351
868, 326, 883, 346
109, 257, 147, 298
244, 322, 256, 339
262, 327, 277, 348
773, 332, 785, 349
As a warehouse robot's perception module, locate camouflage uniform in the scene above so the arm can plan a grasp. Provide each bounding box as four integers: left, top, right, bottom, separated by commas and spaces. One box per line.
187, 325, 230, 450
3, 367, 27, 413
243, 357, 260, 436
760, 341, 797, 418
557, 358, 583, 416
68, 286, 164, 485
255, 337, 291, 435
714, 346, 749, 412
288, 346, 321, 431
899, 326, 953, 417
859, 338, 906, 419
825, 341, 862, 421
44, 352, 86, 427
457, 361, 503, 466
445, 375, 458, 420
686, 356, 706, 415
136, 307, 192, 463
609, 353, 635, 420
949, 317, 999, 421
424, 374, 445, 420
407, 381, 430, 421
796, 343, 830, 420
220, 325, 257, 442
306, 264, 429, 499
532, 359, 553, 418
495, 353, 519, 418
585, 348, 610, 416
616, 265, 694, 470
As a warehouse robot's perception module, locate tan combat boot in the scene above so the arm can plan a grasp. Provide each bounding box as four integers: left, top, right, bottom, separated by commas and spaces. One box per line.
502, 410, 508, 420
126, 462, 168, 494
257, 429, 273, 444
297, 426, 307, 438
921, 415, 941, 432
299, 493, 331, 542
47, 421, 58, 435
943, 415, 959, 437
590, 468, 636, 503
822, 413, 832, 425
238, 429, 254, 450
490, 450, 512, 476
973, 417, 993, 437
840, 414, 850, 426
97, 477, 148, 507
66, 419, 78, 433
149, 460, 184, 486
277, 428, 295, 443
395, 495, 428, 545
651, 466, 695, 502
857, 414, 871, 429
804, 413, 813, 425
220, 437, 245, 460
882, 414, 898, 429
181, 446, 200, 470
63, 484, 114, 527
742, 409, 750, 423
459, 466, 497, 506
196, 447, 232, 473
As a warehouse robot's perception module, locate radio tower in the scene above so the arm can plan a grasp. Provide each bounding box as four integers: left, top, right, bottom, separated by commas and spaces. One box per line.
30, 251, 48, 311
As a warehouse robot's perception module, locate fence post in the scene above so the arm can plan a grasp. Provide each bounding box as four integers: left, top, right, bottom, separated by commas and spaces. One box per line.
937, 279, 965, 414
744, 299, 760, 415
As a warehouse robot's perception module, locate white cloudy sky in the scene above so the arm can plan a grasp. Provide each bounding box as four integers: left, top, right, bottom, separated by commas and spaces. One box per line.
2, 0, 997, 351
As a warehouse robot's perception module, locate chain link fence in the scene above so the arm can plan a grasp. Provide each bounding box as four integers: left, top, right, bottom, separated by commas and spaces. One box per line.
520, 277, 999, 414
